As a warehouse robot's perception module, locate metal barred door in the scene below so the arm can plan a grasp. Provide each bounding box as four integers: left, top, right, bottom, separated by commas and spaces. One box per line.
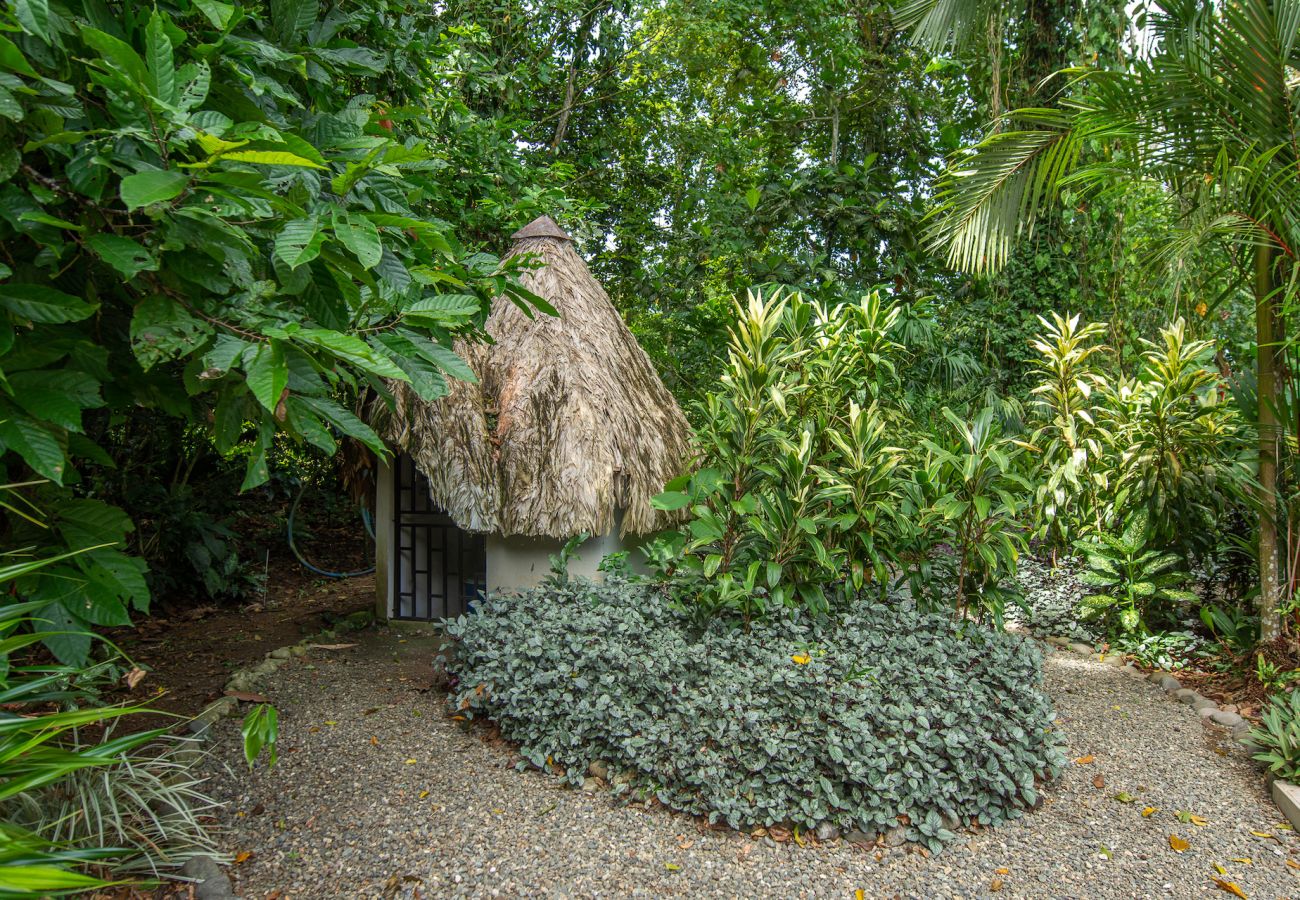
391, 454, 486, 621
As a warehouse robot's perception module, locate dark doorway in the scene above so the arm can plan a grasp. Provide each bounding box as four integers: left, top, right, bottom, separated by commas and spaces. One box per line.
391, 453, 487, 621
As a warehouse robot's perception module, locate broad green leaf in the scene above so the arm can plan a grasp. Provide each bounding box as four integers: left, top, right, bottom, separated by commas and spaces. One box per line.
652, 491, 691, 511
34, 601, 92, 666
408, 337, 477, 383
404, 293, 479, 324
0, 413, 66, 482
297, 395, 385, 455
13, 0, 50, 44
219, 150, 326, 169
57, 498, 133, 551
284, 396, 336, 453
120, 169, 189, 210
87, 233, 156, 278
0, 35, 39, 77
16, 211, 82, 230
333, 211, 382, 268
193, 0, 236, 29
146, 11, 178, 106
274, 217, 323, 269
8, 370, 102, 431
295, 328, 406, 379
244, 342, 289, 413
0, 85, 21, 121
0, 284, 96, 323
80, 27, 149, 86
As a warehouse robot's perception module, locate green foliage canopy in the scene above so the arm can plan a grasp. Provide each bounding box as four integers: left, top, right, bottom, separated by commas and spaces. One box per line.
0, 0, 553, 661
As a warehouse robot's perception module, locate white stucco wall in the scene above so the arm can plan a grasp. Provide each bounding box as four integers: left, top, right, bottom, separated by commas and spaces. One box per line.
485, 529, 642, 593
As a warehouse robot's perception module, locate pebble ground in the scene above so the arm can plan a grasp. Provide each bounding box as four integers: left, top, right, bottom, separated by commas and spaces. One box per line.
201, 629, 1300, 899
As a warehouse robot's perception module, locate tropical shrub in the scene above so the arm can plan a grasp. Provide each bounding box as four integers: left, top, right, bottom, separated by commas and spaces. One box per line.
1024, 314, 1248, 566
1199, 603, 1260, 659
1025, 313, 1109, 550
0, 489, 218, 892
5, 735, 222, 876
914, 406, 1030, 625
1073, 512, 1198, 633
445, 577, 1065, 850
1249, 689, 1300, 782
651, 289, 908, 620
1099, 320, 1250, 560
0, 0, 552, 662
1110, 629, 1203, 671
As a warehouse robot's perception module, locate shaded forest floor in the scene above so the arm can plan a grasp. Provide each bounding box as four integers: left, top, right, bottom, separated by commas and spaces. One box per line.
111, 559, 374, 726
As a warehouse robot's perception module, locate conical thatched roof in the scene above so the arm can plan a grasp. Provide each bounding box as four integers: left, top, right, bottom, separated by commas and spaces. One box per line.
374, 216, 693, 538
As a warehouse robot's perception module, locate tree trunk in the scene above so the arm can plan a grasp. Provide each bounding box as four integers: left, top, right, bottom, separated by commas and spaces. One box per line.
1256, 241, 1283, 643
551, 11, 597, 153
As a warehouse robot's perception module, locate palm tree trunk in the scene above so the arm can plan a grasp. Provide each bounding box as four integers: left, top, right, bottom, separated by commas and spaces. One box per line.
1257, 241, 1282, 643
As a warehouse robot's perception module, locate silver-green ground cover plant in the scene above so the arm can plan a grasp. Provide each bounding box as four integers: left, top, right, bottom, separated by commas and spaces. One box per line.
446, 577, 1065, 851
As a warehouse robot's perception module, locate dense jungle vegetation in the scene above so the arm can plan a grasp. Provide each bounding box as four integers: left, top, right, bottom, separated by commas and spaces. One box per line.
4, 0, 1300, 890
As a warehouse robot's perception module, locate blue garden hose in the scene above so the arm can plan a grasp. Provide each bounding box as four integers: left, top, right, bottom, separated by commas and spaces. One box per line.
286, 480, 376, 578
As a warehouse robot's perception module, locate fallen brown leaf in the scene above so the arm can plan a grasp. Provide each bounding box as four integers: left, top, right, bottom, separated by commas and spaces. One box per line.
224, 690, 270, 703
1169, 834, 1190, 852
309, 643, 357, 650
1092, 775, 1106, 789
123, 668, 147, 690
1212, 877, 1248, 899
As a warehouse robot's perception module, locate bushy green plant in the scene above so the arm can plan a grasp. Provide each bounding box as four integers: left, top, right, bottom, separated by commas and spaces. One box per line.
0, 488, 217, 892
1073, 512, 1198, 633
651, 289, 907, 620
445, 577, 1065, 850
1253, 654, 1300, 694
5, 735, 222, 876
1025, 313, 1109, 550
1199, 603, 1260, 658
1249, 689, 1300, 782
915, 406, 1030, 625
0, 0, 556, 662
1099, 321, 1250, 559
1110, 629, 1202, 671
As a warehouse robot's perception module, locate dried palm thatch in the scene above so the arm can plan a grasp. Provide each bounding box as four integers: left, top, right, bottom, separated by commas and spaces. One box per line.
373, 216, 692, 538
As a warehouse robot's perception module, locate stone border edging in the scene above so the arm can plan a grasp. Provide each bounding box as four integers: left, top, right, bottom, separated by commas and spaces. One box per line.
187, 609, 375, 738
1040, 634, 1250, 741
177, 608, 375, 899
1041, 635, 1300, 834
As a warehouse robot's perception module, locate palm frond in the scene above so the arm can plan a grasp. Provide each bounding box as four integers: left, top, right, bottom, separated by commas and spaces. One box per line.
893, 0, 996, 53
926, 108, 1081, 274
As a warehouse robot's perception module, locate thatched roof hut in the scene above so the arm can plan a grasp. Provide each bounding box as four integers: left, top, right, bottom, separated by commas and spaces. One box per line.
375, 215, 692, 541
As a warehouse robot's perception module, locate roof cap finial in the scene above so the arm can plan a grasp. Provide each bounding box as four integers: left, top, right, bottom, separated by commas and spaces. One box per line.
510, 215, 572, 243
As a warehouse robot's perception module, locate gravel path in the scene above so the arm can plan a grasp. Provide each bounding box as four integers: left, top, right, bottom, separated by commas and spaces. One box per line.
202, 628, 1300, 899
